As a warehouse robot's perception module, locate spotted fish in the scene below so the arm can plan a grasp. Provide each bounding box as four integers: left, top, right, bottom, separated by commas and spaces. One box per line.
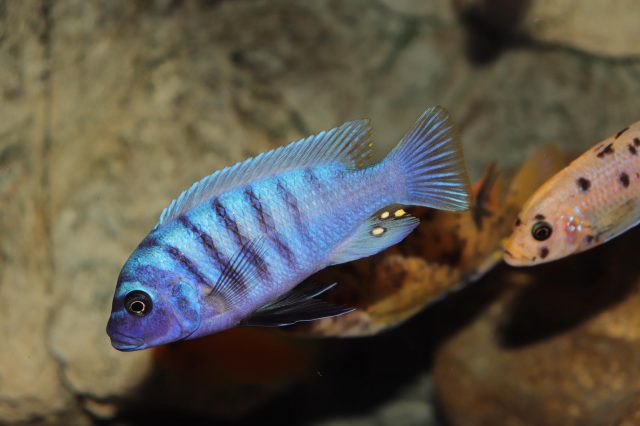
504, 120, 640, 266
106, 106, 470, 351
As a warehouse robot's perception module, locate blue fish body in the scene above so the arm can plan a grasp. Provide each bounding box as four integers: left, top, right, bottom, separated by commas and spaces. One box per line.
107, 106, 470, 351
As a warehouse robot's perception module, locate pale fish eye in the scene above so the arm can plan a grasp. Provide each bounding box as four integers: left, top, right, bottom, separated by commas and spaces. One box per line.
531, 221, 553, 241
125, 290, 153, 316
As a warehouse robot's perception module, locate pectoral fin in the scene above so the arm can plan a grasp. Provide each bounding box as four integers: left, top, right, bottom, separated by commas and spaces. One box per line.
596, 199, 640, 242
243, 282, 354, 327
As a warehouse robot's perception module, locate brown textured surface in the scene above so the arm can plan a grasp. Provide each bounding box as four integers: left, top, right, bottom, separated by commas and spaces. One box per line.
2, 0, 640, 424
434, 226, 640, 426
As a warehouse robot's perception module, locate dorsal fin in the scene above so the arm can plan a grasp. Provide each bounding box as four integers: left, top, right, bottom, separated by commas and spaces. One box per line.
154, 119, 372, 229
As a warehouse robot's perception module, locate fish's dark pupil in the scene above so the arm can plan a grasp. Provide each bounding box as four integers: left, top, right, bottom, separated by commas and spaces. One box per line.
531, 221, 552, 241
125, 290, 152, 317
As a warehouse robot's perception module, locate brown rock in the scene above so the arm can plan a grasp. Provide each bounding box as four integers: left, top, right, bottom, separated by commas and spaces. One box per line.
434, 228, 640, 426
453, 0, 640, 58
2, 0, 640, 423
0, 2, 69, 422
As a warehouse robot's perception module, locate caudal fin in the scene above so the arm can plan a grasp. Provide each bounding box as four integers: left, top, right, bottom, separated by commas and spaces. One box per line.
387, 106, 470, 211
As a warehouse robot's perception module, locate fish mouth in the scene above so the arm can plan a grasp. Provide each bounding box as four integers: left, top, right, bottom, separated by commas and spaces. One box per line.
108, 330, 145, 352
502, 237, 533, 266
502, 248, 533, 266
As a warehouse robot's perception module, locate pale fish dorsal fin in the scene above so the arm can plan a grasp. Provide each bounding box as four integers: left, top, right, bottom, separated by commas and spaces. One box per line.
155, 119, 373, 229
243, 282, 354, 327
328, 208, 419, 265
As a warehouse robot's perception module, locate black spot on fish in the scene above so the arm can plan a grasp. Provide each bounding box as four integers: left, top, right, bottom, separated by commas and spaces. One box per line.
629, 144, 637, 155
534, 214, 546, 220
585, 235, 595, 244
620, 172, 630, 188
515, 217, 522, 226
576, 177, 591, 191
596, 143, 614, 158
615, 127, 629, 139
540, 247, 549, 259
634, 137, 640, 147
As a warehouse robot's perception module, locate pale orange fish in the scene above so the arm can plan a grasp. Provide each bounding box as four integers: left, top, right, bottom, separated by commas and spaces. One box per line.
504, 121, 640, 266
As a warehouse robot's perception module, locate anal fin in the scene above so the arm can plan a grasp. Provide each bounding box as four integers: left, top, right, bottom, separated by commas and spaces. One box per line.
244, 282, 353, 327
328, 209, 419, 265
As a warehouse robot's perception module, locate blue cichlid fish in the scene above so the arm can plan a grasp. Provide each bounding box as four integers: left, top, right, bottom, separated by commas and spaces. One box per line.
106, 106, 470, 351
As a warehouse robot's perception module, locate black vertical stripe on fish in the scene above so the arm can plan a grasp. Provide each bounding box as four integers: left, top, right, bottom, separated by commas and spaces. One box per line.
276, 178, 308, 240
211, 197, 270, 281
164, 244, 212, 289
244, 185, 296, 268
138, 235, 159, 250
244, 186, 274, 234
209, 237, 268, 306
212, 198, 243, 242
178, 215, 232, 274
303, 167, 323, 190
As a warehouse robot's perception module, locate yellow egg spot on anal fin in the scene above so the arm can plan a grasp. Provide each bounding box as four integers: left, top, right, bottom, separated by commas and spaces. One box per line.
380, 211, 390, 219
371, 226, 386, 236
394, 208, 406, 217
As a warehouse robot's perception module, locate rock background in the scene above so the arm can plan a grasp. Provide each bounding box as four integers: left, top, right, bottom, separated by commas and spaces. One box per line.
2, 0, 640, 425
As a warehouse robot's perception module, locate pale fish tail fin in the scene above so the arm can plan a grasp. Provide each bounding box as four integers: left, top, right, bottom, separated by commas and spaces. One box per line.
386, 106, 471, 211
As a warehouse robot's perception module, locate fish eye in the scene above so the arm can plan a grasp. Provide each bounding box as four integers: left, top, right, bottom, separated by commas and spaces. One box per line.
125, 290, 152, 316
531, 221, 553, 241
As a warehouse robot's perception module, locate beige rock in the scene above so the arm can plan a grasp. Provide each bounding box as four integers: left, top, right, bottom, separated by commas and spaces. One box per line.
525, 0, 640, 58
2, 0, 640, 424
0, 2, 69, 422
454, 0, 640, 58
434, 229, 640, 426
379, 0, 455, 20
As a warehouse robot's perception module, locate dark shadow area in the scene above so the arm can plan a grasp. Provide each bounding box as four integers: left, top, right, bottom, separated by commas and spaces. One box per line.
497, 226, 640, 348
108, 266, 507, 426
458, 0, 533, 65
96, 189, 640, 426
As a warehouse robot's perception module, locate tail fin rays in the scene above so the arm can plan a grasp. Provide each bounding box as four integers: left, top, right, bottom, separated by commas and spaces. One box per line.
388, 106, 471, 211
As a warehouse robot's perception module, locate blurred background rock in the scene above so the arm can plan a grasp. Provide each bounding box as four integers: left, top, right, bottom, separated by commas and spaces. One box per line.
2, 0, 640, 425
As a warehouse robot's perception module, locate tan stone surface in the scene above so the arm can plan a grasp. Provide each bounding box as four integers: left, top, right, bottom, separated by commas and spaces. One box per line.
454, 0, 640, 58
1, 0, 640, 424
0, 2, 69, 422
525, 0, 640, 58
434, 228, 640, 426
